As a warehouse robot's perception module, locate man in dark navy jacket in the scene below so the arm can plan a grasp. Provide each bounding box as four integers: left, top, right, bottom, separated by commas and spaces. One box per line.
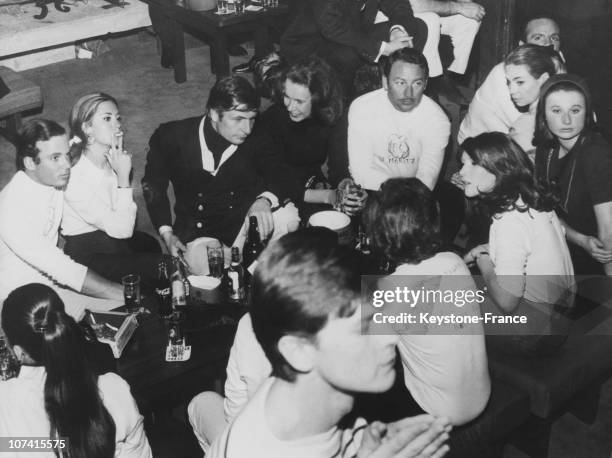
280, 0, 428, 95
142, 76, 300, 258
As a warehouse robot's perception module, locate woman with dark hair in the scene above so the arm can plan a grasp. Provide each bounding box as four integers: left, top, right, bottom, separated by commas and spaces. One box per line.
0, 283, 151, 457
63, 93, 166, 289
254, 56, 366, 219
361, 177, 490, 426
460, 132, 574, 354
534, 74, 612, 276
459, 44, 563, 156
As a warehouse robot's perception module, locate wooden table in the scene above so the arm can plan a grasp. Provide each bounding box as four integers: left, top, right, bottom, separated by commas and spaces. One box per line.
113, 296, 246, 414
143, 0, 289, 81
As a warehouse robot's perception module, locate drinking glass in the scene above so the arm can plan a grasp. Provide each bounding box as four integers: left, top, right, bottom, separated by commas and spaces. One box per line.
217, 0, 227, 13
122, 274, 141, 314
234, 0, 244, 14
207, 243, 225, 278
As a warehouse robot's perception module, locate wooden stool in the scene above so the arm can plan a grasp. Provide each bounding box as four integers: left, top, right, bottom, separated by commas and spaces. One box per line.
0, 67, 43, 144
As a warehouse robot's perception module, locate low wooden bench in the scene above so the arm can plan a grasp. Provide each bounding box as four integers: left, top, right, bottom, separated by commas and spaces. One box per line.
486, 305, 612, 457
447, 379, 531, 458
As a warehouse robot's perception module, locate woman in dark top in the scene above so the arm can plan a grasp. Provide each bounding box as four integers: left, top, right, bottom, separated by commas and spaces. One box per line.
255, 56, 366, 219
534, 74, 612, 275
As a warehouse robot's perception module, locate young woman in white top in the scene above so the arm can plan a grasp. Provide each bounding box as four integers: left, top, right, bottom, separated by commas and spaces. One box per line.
460, 132, 575, 355
458, 44, 563, 157
0, 283, 152, 458
63, 93, 166, 289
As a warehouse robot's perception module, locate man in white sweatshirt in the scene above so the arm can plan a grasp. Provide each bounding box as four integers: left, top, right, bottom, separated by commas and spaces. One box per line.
0, 119, 123, 319
348, 48, 450, 192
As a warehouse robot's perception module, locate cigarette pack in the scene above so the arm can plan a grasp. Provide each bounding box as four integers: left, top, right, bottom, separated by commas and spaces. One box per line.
88, 311, 138, 358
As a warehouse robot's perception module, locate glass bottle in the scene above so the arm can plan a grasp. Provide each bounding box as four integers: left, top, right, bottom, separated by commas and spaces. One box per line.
242, 216, 264, 273
171, 257, 188, 311
155, 260, 172, 317
227, 246, 246, 302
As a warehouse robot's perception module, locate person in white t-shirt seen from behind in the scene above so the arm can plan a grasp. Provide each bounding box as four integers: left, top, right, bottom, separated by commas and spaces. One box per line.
362, 177, 490, 426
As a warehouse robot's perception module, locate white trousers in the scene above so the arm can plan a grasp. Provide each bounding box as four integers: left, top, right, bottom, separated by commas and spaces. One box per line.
187, 391, 226, 455
416, 12, 481, 77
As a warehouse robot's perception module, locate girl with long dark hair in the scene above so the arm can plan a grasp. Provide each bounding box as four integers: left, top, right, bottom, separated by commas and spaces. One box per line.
460, 132, 574, 354
0, 283, 151, 457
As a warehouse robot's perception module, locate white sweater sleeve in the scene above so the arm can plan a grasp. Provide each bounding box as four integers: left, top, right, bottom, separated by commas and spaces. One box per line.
0, 202, 87, 292
347, 98, 391, 190
223, 314, 271, 422
65, 170, 137, 239
490, 213, 530, 297
99, 373, 152, 458
415, 105, 450, 190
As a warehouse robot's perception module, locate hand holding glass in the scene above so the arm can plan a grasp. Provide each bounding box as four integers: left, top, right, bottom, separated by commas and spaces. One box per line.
342, 184, 368, 216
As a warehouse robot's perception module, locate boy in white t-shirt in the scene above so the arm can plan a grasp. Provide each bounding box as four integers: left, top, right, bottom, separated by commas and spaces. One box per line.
207, 228, 451, 458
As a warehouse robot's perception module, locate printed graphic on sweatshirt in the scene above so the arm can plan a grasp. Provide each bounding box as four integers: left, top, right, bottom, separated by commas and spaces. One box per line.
375, 134, 417, 165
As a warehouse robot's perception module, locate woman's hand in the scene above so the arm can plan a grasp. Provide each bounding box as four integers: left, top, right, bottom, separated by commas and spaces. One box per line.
463, 244, 489, 266
106, 132, 132, 187
581, 235, 612, 264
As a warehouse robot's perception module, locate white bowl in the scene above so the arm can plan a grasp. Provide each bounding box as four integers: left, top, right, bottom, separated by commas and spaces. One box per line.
188, 275, 221, 290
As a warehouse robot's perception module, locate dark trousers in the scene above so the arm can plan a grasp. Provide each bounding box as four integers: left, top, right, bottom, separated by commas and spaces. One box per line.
313, 23, 391, 99
64, 230, 167, 291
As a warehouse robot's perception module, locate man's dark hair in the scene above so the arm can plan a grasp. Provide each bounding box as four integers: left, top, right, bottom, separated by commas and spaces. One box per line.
206, 75, 260, 114
381, 48, 429, 80
16, 119, 66, 171
521, 14, 560, 43
250, 227, 361, 382
363, 178, 441, 265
